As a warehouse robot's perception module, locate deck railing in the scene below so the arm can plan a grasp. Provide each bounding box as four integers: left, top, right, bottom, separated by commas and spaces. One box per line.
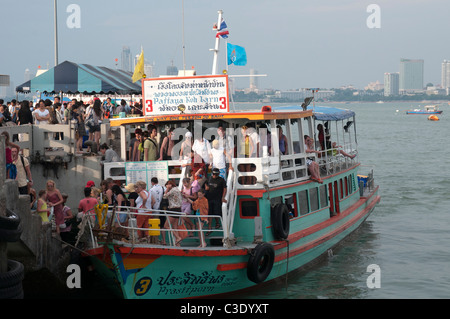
77, 205, 224, 249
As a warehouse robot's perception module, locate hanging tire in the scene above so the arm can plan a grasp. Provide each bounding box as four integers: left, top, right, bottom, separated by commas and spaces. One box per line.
0, 208, 21, 230
247, 242, 275, 284
271, 203, 290, 240
0, 223, 23, 242
0, 260, 24, 299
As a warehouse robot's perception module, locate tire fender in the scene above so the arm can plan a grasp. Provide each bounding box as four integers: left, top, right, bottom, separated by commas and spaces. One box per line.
247, 242, 275, 283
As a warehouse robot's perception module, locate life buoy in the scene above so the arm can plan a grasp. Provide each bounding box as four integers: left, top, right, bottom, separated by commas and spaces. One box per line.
271, 203, 290, 240
247, 242, 275, 283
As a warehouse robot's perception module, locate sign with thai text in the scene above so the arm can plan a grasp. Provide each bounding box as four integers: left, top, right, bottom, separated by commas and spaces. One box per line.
125, 161, 168, 189
142, 75, 229, 116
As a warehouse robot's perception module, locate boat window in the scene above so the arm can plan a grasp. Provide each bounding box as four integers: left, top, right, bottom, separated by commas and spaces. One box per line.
275, 119, 288, 155
298, 190, 309, 215
344, 177, 349, 197
240, 199, 259, 218
284, 193, 298, 217
257, 121, 271, 157
289, 118, 302, 154
319, 184, 328, 208
339, 179, 344, 199
348, 174, 354, 193
309, 187, 319, 211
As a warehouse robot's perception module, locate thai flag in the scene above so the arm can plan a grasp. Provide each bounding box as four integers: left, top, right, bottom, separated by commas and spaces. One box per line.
216, 19, 229, 39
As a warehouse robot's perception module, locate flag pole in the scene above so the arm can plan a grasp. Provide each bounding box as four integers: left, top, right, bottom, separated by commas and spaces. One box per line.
211, 10, 223, 75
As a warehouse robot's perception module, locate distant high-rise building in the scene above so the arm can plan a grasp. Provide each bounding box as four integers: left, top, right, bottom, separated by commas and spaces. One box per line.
144, 64, 153, 78
399, 58, 424, 93
166, 61, 178, 76
249, 69, 259, 92
384, 72, 399, 96
24, 69, 33, 82
441, 60, 450, 93
121, 46, 132, 72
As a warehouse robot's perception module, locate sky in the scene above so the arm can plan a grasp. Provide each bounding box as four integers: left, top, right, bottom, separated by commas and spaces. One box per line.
1, 0, 450, 92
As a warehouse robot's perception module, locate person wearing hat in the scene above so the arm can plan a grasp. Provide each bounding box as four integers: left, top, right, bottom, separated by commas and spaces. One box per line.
86, 180, 95, 188
204, 167, 227, 232
179, 131, 193, 160
124, 183, 138, 207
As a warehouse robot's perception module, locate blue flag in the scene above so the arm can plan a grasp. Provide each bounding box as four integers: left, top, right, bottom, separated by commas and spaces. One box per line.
227, 43, 247, 66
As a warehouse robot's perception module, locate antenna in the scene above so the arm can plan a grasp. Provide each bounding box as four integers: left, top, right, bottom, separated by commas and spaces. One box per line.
211, 10, 223, 75
182, 0, 186, 76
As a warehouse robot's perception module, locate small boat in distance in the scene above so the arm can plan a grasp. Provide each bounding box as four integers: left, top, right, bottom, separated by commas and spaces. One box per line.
406, 105, 443, 114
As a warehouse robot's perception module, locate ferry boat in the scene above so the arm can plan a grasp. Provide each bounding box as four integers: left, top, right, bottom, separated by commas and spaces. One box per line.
80, 11, 380, 299
406, 105, 443, 114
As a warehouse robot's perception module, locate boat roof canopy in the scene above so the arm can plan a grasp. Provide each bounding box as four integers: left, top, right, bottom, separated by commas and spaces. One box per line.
108, 105, 355, 127
274, 105, 356, 121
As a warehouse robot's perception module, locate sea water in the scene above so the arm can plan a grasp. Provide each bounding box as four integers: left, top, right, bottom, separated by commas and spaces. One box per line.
236, 101, 450, 299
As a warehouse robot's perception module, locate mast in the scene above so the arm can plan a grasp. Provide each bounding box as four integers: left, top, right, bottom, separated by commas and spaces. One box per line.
211, 10, 223, 75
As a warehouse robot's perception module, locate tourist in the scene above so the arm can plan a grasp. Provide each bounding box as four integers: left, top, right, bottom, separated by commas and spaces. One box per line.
0, 105, 6, 125
192, 135, 211, 166
247, 124, 260, 158
150, 177, 164, 211
71, 103, 86, 153
144, 125, 158, 161
2, 131, 20, 179
217, 126, 234, 167
325, 135, 356, 159
204, 167, 227, 232
277, 125, 288, 155
36, 190, 50, 222
150, 177, 165, 239
10, 146, 33, 195
111, 185, 130, 234
99, 143, 122, 162
9, 99, 19, 123
29, 187, 38, 211
17, 100, 33, 125
100, 178, 114, 205
179, 131, 193, 160
60, 193, 74, 244
317, 123, 325, 150
181, 177, 198, 231
86, 99, 103, 146
163, 180, 185, 246
63, 101, 73, 124
129, 128, 142, 161
159, 127, 175, 160
304, 135, 323, 184
187, 188, 209, 247
34, 100, 50, 124
46, 180, 65, 234
90, 187, 102, 203
78, 186, 98, 224
183, 149, 206, 182
209, 139, 229, 180
124, 183, 138, 207
134, 180, 154, 240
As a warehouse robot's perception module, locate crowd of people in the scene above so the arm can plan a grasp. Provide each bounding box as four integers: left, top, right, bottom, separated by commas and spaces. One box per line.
0, 97, 143, 154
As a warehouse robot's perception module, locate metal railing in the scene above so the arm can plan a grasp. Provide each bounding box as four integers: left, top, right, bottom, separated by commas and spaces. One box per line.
78, 205, 224, 249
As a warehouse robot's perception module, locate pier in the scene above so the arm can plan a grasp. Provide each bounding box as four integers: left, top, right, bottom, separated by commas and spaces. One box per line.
0, 121, 120, 297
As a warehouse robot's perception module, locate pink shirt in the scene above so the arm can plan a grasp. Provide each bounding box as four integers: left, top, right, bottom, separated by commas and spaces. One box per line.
78, 197, 98, 214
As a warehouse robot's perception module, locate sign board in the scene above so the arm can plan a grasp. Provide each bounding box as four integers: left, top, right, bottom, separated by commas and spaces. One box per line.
125, 161, 169, 189
142, 75, 229, 116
